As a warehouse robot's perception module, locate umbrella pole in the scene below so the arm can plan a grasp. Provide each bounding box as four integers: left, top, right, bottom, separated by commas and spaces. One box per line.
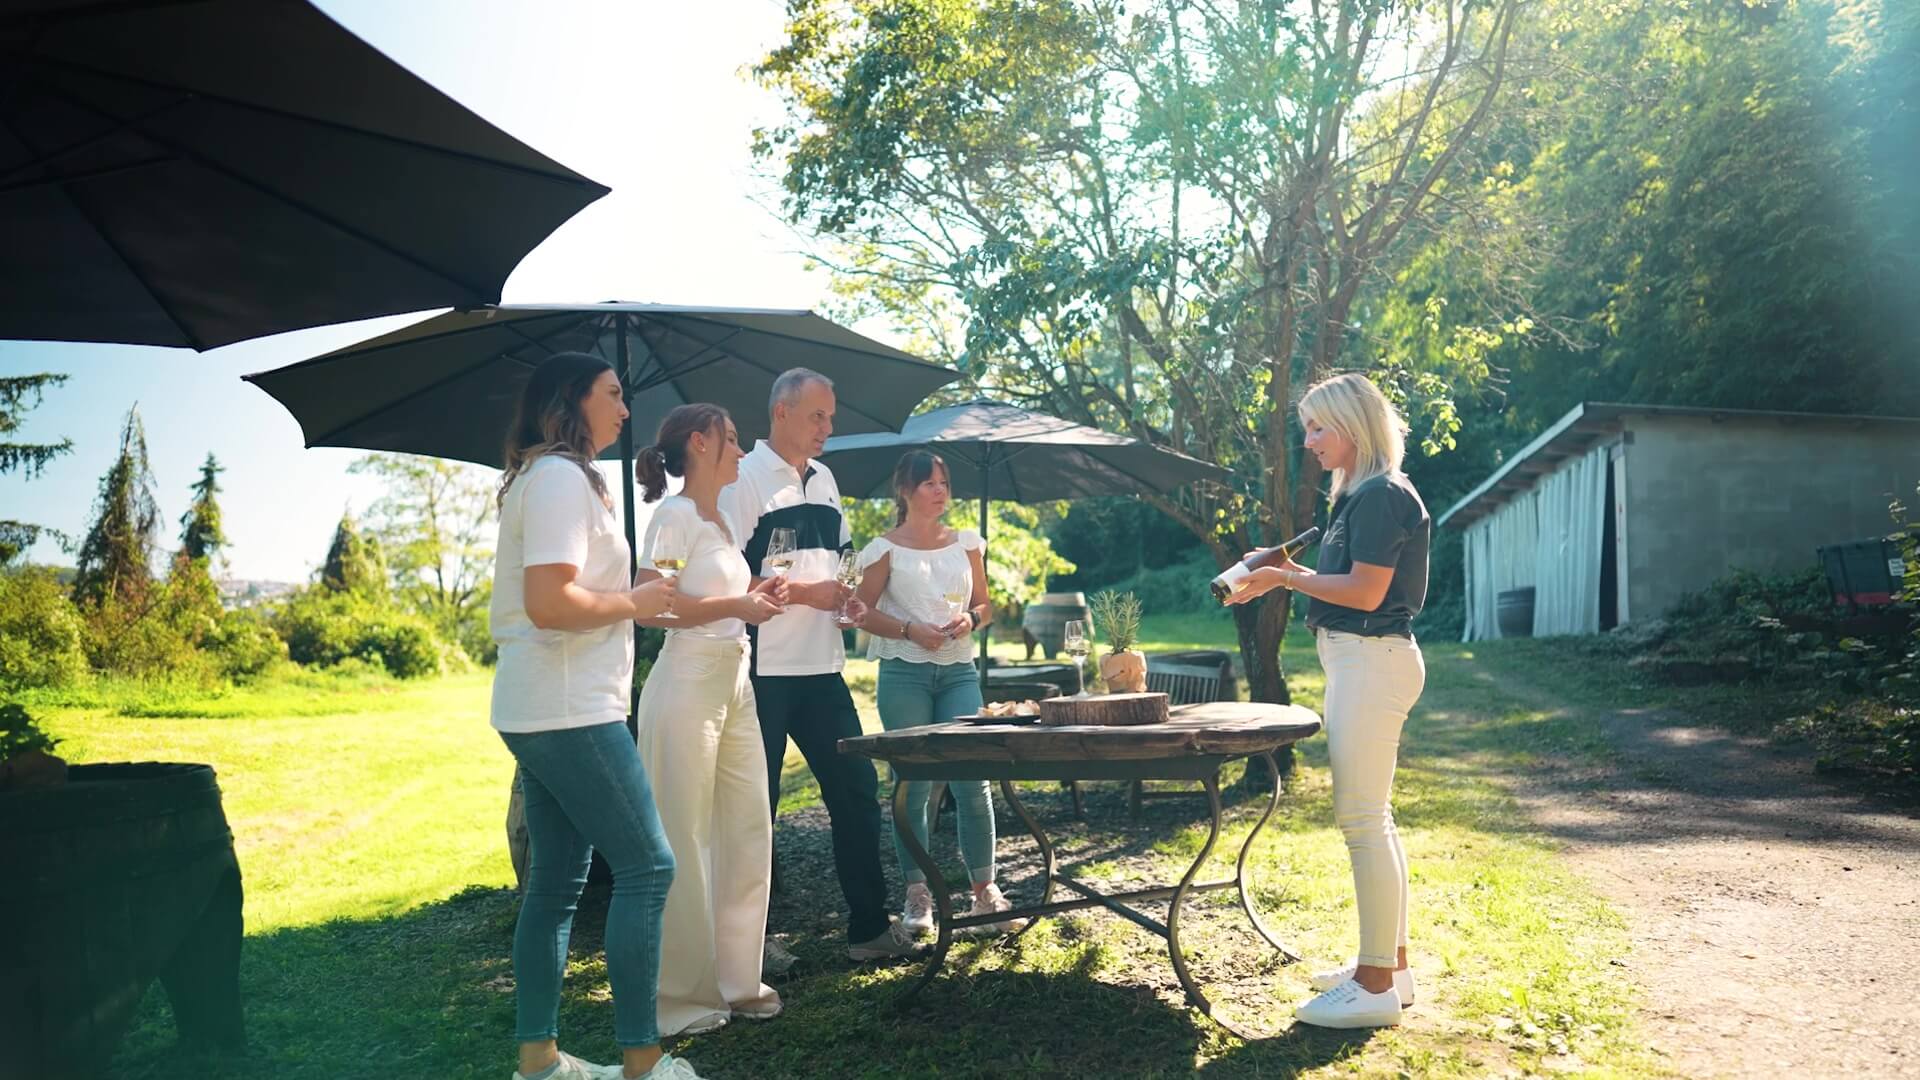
618, 317, 640, 735
978, 482, 990, 694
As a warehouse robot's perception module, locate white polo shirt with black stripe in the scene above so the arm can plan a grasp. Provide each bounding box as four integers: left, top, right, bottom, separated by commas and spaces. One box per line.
724, 440, 854, 677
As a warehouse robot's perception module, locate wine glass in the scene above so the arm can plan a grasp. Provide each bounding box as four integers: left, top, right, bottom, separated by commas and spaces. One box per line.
833, 550, 859, 628
1063, 618, 1089, 697
650, 530, 688, 581
764, 527, 797, 579
942, 585, 968, 634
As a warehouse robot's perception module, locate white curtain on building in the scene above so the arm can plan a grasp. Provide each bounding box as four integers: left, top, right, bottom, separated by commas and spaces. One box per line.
1462, 488, 1541, 641
1530, 444, 1609, 636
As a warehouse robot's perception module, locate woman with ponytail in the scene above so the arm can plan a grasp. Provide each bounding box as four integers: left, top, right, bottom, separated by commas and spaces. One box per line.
852, 450, 1021, 937
631, 404, 786, 1036
489, 352, 701, 1080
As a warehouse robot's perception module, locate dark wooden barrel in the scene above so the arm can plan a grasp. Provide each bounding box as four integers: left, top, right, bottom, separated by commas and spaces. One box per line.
1020, 591, 1092, 657
1497, 587, 1537, 638
0, 762, 245, 1075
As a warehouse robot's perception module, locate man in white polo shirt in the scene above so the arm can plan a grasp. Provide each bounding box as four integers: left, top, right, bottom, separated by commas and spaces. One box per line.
726, 368, 921, 962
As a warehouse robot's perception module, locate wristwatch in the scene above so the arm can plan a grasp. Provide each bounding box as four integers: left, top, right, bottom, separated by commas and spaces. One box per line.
967, 609, 982, 630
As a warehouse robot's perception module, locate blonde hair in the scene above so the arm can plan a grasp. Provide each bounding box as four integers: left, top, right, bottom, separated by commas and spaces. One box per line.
1297, 372, 1408, 503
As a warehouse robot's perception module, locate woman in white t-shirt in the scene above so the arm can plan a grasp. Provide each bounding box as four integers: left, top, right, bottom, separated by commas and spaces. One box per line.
854, 450, 1024, 938
631, 404, 786, 1037
489, 353, 703, 1080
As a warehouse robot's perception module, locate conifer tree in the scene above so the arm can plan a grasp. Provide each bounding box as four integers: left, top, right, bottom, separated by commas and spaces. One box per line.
72, 407, 159, 611
0, 373, 73, 566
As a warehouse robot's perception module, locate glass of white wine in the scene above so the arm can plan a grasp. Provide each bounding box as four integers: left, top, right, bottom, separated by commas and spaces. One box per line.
764, 528, 797, 607
651, 531, 688, 580
1063, 618, 1089, 697
833, 550, 859, 628
943, 587, 968, 636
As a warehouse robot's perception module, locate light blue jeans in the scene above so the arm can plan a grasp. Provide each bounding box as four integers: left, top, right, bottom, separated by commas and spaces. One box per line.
500, 722, 676, 1048
875, 658, 996, 885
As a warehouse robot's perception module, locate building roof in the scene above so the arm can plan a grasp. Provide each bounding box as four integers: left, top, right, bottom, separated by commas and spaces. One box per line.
1435, 401, 1920, 530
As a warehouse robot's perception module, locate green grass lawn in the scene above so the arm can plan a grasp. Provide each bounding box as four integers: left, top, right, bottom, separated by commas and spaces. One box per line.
37, 620, 1668, 1079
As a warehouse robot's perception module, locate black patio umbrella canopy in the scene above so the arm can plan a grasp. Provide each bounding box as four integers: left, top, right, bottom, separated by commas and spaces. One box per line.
243, 302, 962, 550
818, 399, 1231, 673
0, 0, 608, 349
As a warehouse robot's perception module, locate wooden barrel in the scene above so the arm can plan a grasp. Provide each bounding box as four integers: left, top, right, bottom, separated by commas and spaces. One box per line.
1020, 591, 1092, 657
0, 762, 246, 1075
1497, 587, 1536, 638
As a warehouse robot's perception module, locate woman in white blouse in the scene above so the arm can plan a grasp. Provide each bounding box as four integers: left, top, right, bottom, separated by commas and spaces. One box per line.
854, 450, 1022, 936
632, 404, 787, 1037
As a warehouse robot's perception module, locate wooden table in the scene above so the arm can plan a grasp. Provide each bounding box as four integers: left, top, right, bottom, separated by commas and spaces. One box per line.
839, 701, 1322, 1033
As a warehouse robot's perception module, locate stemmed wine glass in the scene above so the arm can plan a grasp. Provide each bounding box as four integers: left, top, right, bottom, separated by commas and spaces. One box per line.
1063, 618, 1089, 697
764, 527, 797, 606
833, 550, 860, 628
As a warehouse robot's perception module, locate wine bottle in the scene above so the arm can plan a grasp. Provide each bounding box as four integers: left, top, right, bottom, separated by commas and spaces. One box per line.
1210, 526, 1322, 603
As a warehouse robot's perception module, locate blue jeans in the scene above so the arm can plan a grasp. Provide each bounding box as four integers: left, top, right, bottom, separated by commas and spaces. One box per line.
500, 723, 676, 1048
875, 658, 996, 885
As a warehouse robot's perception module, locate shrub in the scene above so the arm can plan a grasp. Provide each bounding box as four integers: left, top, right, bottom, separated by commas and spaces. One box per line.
205, 608, 289, 680
1097, 550, 1218, 615
0, 568, 88, 690
269, 587, 453, 679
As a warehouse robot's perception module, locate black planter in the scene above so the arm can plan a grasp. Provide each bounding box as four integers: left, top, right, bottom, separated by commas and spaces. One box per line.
0, 762, 245, 1075
1497, 587, 1537, 638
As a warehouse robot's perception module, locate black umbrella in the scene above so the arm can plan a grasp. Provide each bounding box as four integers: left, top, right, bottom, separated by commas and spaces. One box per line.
1, 0, 608, 349
819, 399, 1231, 675
243, 302, 962, 555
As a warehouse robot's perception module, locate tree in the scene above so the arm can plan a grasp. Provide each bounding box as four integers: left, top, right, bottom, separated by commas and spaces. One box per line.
349, 453, 497, 661
178, 453, 227, 564
320, 513, 388, 599
72, 406, 160, 612
0, 373, 73, 566
756, 0, 1527, 704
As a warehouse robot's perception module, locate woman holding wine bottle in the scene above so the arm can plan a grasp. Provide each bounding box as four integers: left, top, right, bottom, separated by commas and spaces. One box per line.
854, 450, 1024, 936
1224, 372, 1431, 1029
632, 404, 787, 1037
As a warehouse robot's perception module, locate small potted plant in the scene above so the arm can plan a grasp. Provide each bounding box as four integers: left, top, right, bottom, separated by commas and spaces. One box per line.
1090, 590, 1146, 693
0, 702, 68, 792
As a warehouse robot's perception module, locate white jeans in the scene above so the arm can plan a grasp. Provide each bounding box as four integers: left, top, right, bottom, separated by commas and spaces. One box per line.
634, 633, 778, 1035
1316, 629, 1426, 969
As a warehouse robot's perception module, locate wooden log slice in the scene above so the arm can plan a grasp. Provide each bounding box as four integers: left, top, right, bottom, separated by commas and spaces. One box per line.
1038, 691, 1171, 727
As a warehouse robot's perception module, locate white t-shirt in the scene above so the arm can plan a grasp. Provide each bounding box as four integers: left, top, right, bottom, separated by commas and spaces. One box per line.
723, 441, 853, 677
859, 529, 983, 666
640, 495, 749, 642
489, 456, 634, 733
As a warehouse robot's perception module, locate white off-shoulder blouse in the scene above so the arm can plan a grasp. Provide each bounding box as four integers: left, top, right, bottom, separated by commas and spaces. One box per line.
857, 529, 983, 665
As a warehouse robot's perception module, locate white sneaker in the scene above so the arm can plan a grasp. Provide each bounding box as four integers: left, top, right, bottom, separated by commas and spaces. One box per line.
762, 935, 798, 976
1309, 964, 1415, 1007
1294, 979, 1404, 1029
511, 1051, 625, 1080
637, 1054, 705, 1079
847, 918, 928, 961
902, 881, 935, 937
963, 881, 1029, 935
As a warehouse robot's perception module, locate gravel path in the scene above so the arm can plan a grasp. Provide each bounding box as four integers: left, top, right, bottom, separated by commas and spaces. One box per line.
1494, 683, 1920, 1078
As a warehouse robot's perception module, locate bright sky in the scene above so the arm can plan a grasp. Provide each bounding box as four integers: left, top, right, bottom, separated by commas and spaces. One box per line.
0, 0, 828, 582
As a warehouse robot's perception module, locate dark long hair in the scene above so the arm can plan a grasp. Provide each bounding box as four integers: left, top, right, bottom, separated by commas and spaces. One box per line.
636, 403, 732, 503
891, 449, 949, 525
498, 352, 615, 509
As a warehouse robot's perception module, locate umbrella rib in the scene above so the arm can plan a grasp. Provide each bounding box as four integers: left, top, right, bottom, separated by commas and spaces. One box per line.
244, 309, 576, 378
17, 50, 610, 194
30, 76, 506, 301
653, 319, 909, 434
629, 326, 749, 391
666, 311, 937, 368
0, 105, 202, 348
280, 313, 592, 445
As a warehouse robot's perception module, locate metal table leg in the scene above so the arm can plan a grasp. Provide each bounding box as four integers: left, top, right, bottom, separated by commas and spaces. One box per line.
1236, 751, 1301, 962
1165, 775, 1224, 1016
891, 779, 951, 1002
998, 779, 1054, 939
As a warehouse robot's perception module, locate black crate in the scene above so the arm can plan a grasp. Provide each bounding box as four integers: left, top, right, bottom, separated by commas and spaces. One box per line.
1817, 536, 1909, 609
